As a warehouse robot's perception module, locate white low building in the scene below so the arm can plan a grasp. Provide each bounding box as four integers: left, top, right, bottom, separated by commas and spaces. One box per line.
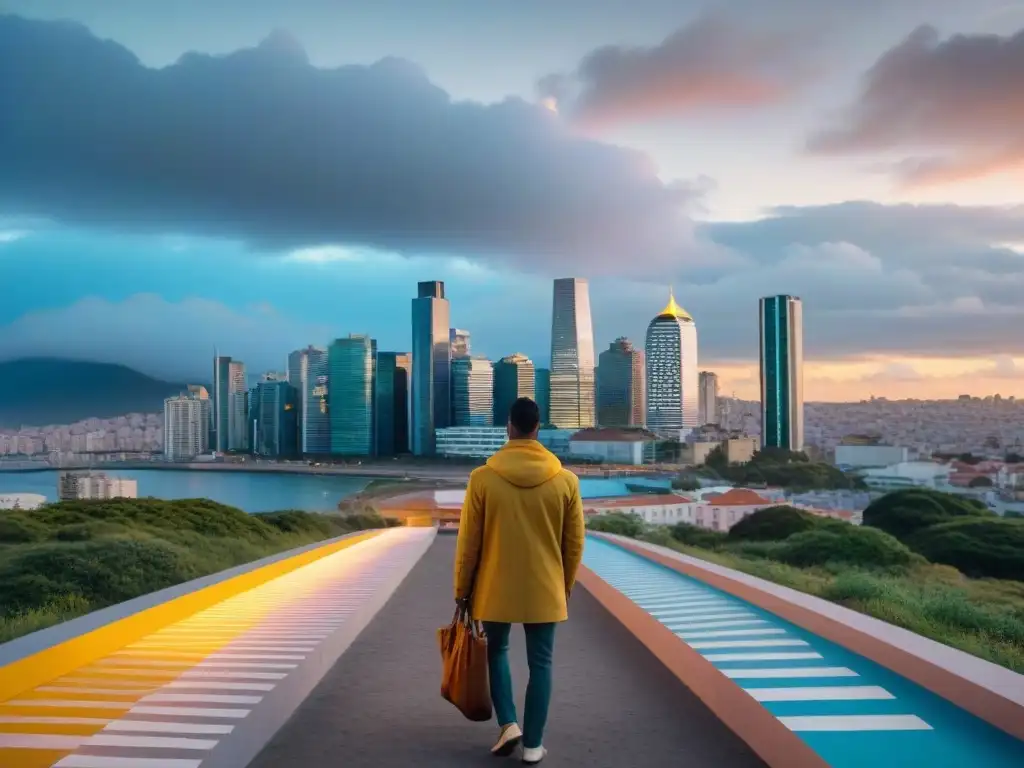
568, 428, 659, 466
0, 493, 47, 510
834, 444, 910, 469
859, 461, 952, 491
584, 494, 700, 525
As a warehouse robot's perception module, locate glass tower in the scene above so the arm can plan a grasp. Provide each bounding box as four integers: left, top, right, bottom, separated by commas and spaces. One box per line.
597, 338, 645, 428
449, 328, 471, 360
227, 360, 248, 451
760, 295, 804, 451
493, 353, 536, 425
451, 357, 494, 427
250, 380, 299, 458
288, 345, 325, 454
376, 351, 411, 456
645, 291, 699, 435
699, 371, 719, 426
549, 278, 596, 429
535, 368, 551, 426
212, 355, 231, 452
411, 281, 451, 455
328, 335, 377, 457
304, 347, 331, 455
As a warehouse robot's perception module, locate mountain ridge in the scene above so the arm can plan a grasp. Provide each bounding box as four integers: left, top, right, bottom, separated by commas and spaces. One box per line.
0, 358, 190, 428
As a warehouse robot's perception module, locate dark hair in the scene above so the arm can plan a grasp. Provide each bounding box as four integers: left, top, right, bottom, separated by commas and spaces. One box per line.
508, 397, 541, 436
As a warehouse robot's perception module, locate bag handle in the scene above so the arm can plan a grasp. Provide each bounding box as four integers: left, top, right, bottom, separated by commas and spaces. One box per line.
453, 601, 485, 640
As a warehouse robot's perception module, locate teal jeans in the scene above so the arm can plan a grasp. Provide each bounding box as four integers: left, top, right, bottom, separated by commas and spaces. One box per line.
482, 622, 557, 750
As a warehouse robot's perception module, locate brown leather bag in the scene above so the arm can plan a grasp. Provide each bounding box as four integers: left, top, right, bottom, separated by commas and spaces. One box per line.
438, 604, 493, 722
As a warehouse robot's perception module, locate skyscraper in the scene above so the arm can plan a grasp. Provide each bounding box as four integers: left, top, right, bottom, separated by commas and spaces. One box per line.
597, 338, 645, 428
163, 389, 207, 461
449, 328, 471, 360
451, 357, 494, 426
698, 371, 719, 426
186, 384, 211, 454
645, 290, 699, 435
212, 355, 231, 452
411, 281, 451, 455
493, 353, 535, 424
288, 345, 324, 454
376, 352, 411, 456
535, 368, 551, 425
227, 360, 248, 451
760, 295, 804, 451
549, 278, 596, 429
328, 335, 377, 456
250, 380, 299, 458
305, 347, 331, 455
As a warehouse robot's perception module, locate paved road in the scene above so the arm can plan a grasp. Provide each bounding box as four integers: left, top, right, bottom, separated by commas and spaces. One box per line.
250, 535, 766, 768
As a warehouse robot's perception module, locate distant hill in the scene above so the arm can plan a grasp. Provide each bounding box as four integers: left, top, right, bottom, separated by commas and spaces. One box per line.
0, 358, 188, 428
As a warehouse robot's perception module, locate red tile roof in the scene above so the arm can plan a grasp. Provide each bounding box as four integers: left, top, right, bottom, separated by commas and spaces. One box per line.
705, 488, 771, 507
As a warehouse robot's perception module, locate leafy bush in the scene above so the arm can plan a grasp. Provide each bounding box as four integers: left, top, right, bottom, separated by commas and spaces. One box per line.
670, 522, 727, 549
863, 489, 993, 541
586, 512, 646, 538
778, 525, 917, 569
727, 505, 840, 542
0, 513, 48, 543
907, 518, 1024, 581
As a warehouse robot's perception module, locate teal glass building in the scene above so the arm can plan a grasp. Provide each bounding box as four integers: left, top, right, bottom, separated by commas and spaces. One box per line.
249, 380, 299, 458
535, 368, 551, 426
328, 335, 377, 456
759, 295, 804, 451
493, 353, 535, 425
376, 352, 411, 456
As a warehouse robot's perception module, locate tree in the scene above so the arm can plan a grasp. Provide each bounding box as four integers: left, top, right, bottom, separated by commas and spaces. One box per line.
862, 488, 994, 541
727, 505, 840, 542
968, 476, 993, 488
907, 518, 1024, 580
704, 444, 728, 471
672, 475, 700, 492
779, 526, 917, 569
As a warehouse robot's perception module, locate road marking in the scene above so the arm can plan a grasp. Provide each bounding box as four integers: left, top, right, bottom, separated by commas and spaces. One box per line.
704, 652, 822, 662
142, 693, 262, 705
779, 715, 933, 732
679, 628, 787, 639
87, 734, 218, 750
689, 639, 809, 650
103, 720, 234, 735
747, 686, 894, 702
165, 681, 274, 692
129, 706, 250, 719
55, 756, 203, 767
0, 733, 86, 749
666, 619, 768, 630
720, 667, 859, 679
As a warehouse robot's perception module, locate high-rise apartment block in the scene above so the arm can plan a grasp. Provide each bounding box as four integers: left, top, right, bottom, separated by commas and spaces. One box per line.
646, 291, 699, 435
411, 281, 451, 455
250, 380, 299, 458
163, 387, 209, 461
213, 356, 249, 452
449, 328, 471, 360
698, 371, 719, 426
493, 353, 535, 425
288, 345, 325, 454
597, 338, 645, 428
451, 357, 494, 427
760, 295, 804, 451
376, 352, 411, 456
328, 335, 377, 456
304, 347, 331, 455
549, 278, 596, 429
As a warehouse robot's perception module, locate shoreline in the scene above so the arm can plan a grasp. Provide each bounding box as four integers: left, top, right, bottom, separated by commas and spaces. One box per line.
0, 461, 475, 482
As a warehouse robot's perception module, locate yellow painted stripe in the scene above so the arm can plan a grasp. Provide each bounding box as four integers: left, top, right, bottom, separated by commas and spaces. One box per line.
0, 530, 379, 703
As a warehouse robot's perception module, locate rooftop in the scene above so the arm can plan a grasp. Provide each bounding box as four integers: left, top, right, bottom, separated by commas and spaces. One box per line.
570, 427, 661, 443
704, 488, 772, 506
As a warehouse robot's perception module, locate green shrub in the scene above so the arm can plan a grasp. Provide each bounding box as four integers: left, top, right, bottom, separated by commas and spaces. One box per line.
907, 518, 1024, 581
778, 525, 917, 569
586, 512, 646, 538
863, 489, 993, 541
670, 522, 727, 549
0, 513, 48, 543
727, 505, 841, 542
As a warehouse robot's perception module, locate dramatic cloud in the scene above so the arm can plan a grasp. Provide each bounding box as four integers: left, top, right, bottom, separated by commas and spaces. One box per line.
538, 11, 808, 127
808, 25, 1024, 185
0, 295, 333, 381
0, 16, 701, 275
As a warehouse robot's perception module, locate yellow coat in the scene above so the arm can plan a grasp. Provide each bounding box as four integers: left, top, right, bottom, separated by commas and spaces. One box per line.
454, 439, 586, 624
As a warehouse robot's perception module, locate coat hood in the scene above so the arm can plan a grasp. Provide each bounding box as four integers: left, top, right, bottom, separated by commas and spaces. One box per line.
486, 439, 562, 489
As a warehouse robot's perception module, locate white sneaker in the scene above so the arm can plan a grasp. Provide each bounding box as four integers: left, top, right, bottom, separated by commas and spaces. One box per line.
491, 723, 522, 757
522, 745, 547, 764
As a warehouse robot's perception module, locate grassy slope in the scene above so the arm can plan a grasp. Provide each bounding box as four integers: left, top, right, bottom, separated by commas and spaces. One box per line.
0, 498, 396, 643
590, 517, 1024, 673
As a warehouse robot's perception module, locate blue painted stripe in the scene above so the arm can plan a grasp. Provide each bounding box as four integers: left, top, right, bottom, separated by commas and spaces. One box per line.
584, 535, 1024, 768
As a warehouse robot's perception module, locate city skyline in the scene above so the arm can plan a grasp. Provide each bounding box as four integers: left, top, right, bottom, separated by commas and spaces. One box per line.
1, 5, 1022, 403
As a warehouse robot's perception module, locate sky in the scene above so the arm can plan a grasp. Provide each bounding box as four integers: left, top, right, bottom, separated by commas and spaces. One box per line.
0, 0, 1022, 402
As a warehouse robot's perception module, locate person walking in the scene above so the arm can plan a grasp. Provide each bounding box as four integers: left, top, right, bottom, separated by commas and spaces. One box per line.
453, 397, 586, 764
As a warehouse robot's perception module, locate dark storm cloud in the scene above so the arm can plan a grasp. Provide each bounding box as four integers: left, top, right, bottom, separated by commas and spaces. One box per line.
538, 10, 809, 127
807, 25, 1024, 185
0, 15, 700, 274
